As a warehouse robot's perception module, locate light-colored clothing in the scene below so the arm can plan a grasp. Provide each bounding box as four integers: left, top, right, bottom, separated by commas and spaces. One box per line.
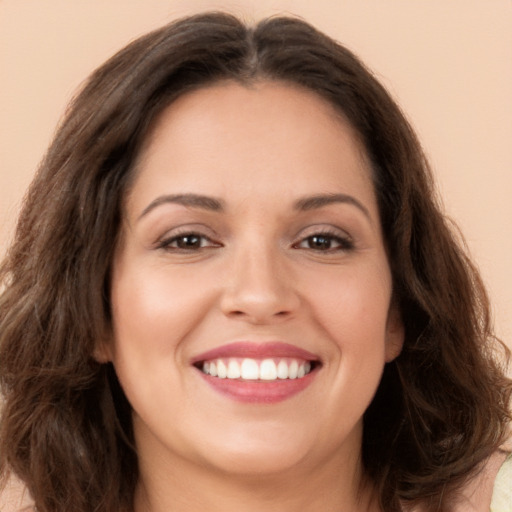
491, 454, 512, 512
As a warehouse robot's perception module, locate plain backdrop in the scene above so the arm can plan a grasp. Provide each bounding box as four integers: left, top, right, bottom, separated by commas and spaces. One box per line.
1, 0, 511, 354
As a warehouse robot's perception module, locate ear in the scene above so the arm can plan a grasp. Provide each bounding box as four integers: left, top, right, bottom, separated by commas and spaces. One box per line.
384, 304, 404, 362
92, 332, 113, 364
93, 342, 112, 363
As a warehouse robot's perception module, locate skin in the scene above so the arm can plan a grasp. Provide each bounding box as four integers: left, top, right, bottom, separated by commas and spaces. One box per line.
103, 81, 404, 512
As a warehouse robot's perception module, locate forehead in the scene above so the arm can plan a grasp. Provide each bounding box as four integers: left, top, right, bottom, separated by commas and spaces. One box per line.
142, 79, 367, 156
128, 80, 377, 218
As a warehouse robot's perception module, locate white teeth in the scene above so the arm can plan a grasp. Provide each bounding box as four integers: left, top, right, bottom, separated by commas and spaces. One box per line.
227, 360, 241, 379
277, 360, 289, 379
288, 360, 298, 379
201, 357, 314, 381
240, 358, 259, 380
259, 359, 277, 380
217, 360, 227, 379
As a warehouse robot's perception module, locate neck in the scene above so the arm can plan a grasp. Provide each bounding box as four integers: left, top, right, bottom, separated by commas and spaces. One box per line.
133, 437, 381, 512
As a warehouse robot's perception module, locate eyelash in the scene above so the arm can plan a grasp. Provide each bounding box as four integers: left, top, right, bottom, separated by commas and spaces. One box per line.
157, 229, 354, 254
156, 231, 220, 251
293, 230, 354, 252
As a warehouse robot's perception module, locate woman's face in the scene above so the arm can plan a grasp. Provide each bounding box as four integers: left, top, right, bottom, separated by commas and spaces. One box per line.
106, 81, 403, 480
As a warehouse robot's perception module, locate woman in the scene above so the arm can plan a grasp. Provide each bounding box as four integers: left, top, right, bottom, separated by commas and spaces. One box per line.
0, 12, 510, 512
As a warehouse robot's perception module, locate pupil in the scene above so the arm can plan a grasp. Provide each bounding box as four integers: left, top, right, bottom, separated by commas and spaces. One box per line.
178, 235, 200, 248
310, 235, 331, 249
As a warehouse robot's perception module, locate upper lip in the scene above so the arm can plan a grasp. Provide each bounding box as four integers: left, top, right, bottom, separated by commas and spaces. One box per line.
191, 341, 320, 364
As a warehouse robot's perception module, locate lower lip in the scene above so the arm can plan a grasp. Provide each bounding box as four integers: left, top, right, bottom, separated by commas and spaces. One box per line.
196, 368, 318, 404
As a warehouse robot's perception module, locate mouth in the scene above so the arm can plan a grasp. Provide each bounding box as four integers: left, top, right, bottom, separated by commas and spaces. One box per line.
195, 357, 316, 381
192, 342, 321, 403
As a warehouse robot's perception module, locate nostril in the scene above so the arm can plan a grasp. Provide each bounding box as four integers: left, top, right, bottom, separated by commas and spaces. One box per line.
228, 309, 291, 319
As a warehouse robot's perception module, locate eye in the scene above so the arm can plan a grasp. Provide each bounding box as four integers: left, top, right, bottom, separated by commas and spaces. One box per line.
295, 232, 354, 252
158, 232, 220, 251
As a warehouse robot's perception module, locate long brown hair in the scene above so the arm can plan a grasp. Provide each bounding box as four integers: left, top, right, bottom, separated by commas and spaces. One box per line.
1, 12, 510, 512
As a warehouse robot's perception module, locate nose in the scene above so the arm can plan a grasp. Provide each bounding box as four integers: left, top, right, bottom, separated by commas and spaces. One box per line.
220, 244, 300, 324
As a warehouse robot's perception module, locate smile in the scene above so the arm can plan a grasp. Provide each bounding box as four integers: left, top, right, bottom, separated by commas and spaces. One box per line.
200, 357, 313, 381
192, 342, 320, 403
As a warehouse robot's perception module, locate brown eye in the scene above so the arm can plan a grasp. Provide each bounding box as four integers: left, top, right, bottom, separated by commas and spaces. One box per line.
174, 234, 202, 249
306, 235, 335, 250
295, 232, 354, 252
158, 232, 219, 251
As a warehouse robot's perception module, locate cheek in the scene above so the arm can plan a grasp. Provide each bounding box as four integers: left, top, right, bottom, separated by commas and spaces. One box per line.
110, 262, 216, 359
302, 265, 392, 352
107, 263, 216, 415
108, 262, 218, 420
301, 263, 392, 408
296, 267, 393, 441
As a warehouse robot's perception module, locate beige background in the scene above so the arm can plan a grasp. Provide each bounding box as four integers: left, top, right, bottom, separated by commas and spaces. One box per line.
1, 0, 511, 354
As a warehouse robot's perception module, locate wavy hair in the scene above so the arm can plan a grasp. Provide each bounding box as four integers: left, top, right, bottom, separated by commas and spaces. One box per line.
0, 12, 510, 512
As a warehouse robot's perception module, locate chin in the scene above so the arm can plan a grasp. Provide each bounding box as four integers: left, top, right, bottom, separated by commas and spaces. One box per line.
206, 446, 310, 478
193, 422, 323, 478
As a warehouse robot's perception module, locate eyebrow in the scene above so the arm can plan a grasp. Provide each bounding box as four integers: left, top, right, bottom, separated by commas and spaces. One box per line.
294, 193, 371, 219
138, 193, 225, 220
138, 192, 370, 221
